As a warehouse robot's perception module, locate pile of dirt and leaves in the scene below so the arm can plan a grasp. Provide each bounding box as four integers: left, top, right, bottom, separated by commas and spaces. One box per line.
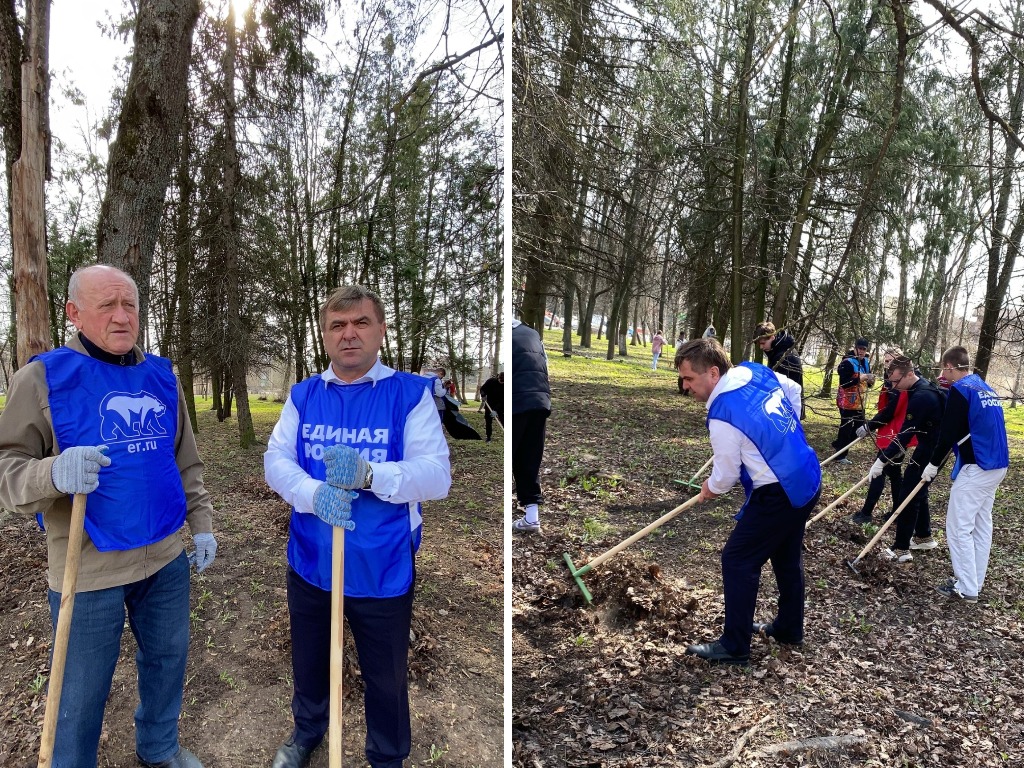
513, 341, 1024, 767
0, 399, 503, 768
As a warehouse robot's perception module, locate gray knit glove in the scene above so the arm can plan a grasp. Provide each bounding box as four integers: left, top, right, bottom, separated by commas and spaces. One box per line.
313, 483, 357, 530
323, 444, 370, 490
189, 533, 218, 573
51, 445, 111, 494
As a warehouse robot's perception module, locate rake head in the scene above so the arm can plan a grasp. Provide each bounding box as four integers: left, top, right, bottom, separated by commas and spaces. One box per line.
562, 552, 594, 605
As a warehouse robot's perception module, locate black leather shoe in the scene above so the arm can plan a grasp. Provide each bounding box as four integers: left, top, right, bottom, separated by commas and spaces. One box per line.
137, 747, 204, 768
271, 738, 316, 768
753, 622, 803, 647
684, 640, 749, 665
849, 512, 872, 525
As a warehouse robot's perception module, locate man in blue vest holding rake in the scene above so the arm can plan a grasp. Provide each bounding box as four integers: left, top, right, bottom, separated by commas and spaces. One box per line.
264, 285, 451, 768
923, 346, 1009, 603
675, 337, 821, 665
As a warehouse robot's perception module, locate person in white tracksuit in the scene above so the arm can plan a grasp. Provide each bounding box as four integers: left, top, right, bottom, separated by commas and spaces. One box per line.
921, 346, 1009, 603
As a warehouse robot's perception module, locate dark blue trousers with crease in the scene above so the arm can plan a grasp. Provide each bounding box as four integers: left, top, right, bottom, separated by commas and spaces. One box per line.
719, 483, 820, 656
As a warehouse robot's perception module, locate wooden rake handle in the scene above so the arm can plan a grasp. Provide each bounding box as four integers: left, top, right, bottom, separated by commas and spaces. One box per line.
38, 493, 87, 768
806, 472, 872, 529
330, 526, 345, 768
850, 479, 928, 565
819, 433, 868, 468
581, 494, 705, 574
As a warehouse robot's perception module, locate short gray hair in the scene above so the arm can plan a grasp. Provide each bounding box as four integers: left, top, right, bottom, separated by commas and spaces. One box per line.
68, 265, 138, 305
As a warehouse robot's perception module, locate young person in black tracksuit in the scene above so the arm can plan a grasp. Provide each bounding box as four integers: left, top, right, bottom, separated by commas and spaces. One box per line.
868, 355, 945, 562
851, 348, 910, 525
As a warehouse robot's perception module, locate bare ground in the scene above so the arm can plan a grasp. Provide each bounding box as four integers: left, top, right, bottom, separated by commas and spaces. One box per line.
512, 349, 1024, 768
0, 401, 503, 768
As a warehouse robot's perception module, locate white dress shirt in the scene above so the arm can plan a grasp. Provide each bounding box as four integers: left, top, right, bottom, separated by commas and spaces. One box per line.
264, 359, 451, 530
705, 365, 802, 496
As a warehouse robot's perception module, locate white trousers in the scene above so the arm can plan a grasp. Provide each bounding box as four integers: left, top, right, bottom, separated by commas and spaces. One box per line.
946, 464, 1006, 597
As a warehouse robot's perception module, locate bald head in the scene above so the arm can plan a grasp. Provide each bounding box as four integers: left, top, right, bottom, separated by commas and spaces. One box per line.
66, 265, 140, 355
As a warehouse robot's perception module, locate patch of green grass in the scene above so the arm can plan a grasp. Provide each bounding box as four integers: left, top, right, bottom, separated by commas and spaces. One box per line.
582, 517, 612, 542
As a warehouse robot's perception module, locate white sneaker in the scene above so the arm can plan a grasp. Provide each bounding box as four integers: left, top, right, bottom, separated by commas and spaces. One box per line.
882, 548, 913, 563
835, 457, 852, 466
910, 536, 938, 551
512, 516, 541, 533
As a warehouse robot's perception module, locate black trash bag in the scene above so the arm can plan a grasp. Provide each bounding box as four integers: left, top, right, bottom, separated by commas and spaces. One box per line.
441, 395, 481, 440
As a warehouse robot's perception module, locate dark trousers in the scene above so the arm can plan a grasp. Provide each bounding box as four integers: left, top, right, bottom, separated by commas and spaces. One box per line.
859, 452, 902, 518
892, 457, 931, 550
286, 567, 414, 768
484, 408, 503, 440
512, 409, 548, 506
720, 483, 820, 656
832, 408, 865, 459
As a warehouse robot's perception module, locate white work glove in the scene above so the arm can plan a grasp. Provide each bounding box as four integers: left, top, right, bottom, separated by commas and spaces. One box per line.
921, 463, 938, 483
189, 532, 218, 573
51, 445, 111, 494
868, 458, 886, 480
856, 425, 870, 439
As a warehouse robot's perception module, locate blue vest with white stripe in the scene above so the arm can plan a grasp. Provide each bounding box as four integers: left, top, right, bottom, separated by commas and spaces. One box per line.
288, 371, 430, 596
35, 347, 186, 551
951, 374, 1009, 478
707, 363, 821, 515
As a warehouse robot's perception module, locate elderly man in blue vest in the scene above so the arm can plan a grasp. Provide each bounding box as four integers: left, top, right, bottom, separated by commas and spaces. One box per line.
922, 346, 1009, 603
264, 285, 451, 768
675, 337, 821, 665
0, 265, 216, 768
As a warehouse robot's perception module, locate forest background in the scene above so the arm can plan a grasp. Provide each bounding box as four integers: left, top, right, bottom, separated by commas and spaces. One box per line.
512, 0, 1024, 394
1, 0, 504, 448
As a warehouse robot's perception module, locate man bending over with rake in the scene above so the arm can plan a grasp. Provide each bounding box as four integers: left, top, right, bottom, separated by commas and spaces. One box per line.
675, 338, 821, 665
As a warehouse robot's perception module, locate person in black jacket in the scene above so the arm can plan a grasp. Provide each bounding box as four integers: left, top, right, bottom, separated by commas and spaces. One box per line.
753, 322, 804, 418
512, 320, 551, 533
868, 355, 945, 563
479, 371, 504, 442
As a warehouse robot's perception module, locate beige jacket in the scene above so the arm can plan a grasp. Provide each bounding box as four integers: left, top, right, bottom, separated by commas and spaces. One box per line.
0, 337, 214, 592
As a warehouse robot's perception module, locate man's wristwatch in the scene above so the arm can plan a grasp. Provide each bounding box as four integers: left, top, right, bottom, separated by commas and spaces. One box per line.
362, 465, 374, 490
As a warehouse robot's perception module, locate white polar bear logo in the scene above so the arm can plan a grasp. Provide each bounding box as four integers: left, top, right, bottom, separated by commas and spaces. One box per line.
100, 391, 169, 442
763, 388, 795, 433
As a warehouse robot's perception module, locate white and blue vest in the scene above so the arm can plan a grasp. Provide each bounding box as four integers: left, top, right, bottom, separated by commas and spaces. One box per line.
288, 371, 430, 597
707, 363, 821, 516
951, 374, 1009, 478
35, 348, 186, 551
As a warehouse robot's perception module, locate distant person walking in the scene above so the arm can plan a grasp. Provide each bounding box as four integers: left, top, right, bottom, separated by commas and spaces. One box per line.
512, 320, 551, 533
651, 330, 666, 370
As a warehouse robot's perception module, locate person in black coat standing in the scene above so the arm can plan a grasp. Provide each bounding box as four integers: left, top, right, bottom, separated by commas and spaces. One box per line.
479, 371, 504, 442
512, 319, 551, 533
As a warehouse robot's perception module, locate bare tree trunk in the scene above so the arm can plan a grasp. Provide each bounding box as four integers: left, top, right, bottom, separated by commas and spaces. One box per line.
11, 0, 50, 368
221, 4, 255, 447
96, 0, 200, 338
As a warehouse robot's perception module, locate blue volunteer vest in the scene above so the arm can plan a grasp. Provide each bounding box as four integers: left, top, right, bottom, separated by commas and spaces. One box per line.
35, 347, 186, 551
852, 357, 870, 375
288, 371, 430, 597
707, 363, 821, 516
951, 374, 1009, 478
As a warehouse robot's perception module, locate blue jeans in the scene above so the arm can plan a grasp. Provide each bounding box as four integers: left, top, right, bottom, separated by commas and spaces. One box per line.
47, 551, 191, 768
